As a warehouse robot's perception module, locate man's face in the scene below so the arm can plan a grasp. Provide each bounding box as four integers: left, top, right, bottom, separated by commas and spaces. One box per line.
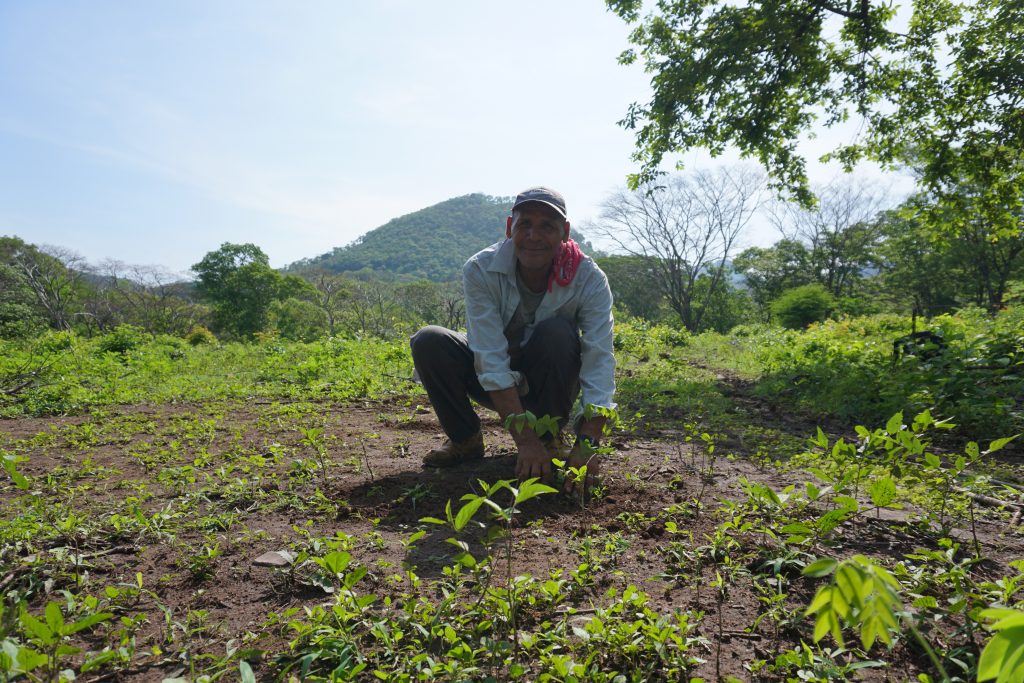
505, 203, 570, 274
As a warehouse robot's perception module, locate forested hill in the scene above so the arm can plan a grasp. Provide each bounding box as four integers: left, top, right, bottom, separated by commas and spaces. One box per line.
286, 193, 595, 282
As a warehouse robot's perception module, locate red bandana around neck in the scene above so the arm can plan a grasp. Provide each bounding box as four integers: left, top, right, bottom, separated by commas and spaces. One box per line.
547, 239, 584, 292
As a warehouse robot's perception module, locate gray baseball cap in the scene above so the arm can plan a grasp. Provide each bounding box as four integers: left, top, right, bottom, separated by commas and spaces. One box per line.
512, 186, 567, 219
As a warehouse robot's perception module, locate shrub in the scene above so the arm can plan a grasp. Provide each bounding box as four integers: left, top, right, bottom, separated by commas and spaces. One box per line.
186, 325, 217, 346
97, 325, 147, 354
754, 312, 1024, 439
771, 284, 834, 329
39, 330, 77, 353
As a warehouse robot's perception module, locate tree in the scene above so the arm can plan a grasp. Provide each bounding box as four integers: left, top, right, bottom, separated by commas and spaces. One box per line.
733, 239, 813, 316
268, 298, 328, 341
340, 279, 399, 338
772, 283, 834, 329
191, 243, 311, 338
609, 0, 1024, 238
396, 281, 445, 328
305, 270, 352, 337
591, 167, 765, 332
437, 280, 465, 330
875, 206, 960, 317
877, 193, 1024, 314
0, 262, 47, 339
89, 260, 203, 335
691, 274, 757, 333
770, 181, 886, 297
594, 254, 669, 321
0, 238, 88, 332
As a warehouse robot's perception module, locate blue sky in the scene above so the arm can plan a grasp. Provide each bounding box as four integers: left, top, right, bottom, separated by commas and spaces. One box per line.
0, 1, 911, 275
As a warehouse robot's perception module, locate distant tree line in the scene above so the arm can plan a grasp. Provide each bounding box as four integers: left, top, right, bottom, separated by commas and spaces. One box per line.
0, 236, 467, 343
4, 165, 1021, 343
591, 167, 1023, 333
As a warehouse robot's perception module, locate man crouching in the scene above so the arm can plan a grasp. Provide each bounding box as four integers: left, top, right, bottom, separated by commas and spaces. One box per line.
410, 186, 615, 493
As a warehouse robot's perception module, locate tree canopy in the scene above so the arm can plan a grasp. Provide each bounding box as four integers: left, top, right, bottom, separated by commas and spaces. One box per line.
192, 243, 311, 339
608, 0, 1023, 238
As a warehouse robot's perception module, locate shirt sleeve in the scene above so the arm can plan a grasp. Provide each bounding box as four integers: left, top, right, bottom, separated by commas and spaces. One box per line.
576, 263, 616, 411
463, 258, 522, 392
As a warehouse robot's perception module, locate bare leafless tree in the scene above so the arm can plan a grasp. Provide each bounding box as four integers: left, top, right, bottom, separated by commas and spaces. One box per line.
771, 180, 890, 297
9, 244, 87, 331
342, 279, 398, 338
591, 166, 765, 331
93, 260, 202, 334
439, 280, 464, 330
306, 270, 351, 336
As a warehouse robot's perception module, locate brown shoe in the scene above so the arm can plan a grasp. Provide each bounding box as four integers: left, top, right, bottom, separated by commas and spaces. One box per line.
423, 432, 484, 467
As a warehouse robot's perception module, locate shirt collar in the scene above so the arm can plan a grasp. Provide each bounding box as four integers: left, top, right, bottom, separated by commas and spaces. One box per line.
487, 238, 519, 276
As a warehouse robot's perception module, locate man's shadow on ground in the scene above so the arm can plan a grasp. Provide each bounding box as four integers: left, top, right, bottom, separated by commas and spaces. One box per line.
341, 452, 579, 580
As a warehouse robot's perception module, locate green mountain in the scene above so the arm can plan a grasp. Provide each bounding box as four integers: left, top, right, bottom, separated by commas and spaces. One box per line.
286, 193, 595, 282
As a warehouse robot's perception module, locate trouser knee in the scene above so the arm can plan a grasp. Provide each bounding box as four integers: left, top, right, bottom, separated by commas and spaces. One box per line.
410, 325, 453, 365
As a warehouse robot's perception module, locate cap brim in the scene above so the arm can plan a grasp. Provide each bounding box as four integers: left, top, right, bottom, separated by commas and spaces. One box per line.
511, 199, 566, 219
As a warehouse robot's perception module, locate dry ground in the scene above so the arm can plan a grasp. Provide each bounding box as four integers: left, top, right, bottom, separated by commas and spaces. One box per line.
2, 387, 1022, 681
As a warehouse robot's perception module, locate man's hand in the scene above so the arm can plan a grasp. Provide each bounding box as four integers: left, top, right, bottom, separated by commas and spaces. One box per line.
563, 439, 601, 496
515, 437, 552, 483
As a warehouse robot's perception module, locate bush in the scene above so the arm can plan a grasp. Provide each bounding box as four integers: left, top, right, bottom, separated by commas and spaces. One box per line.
186, 325, 217, 346
729, 322, 772, 337
754, 311, 1024, 439
97, 325, 147, 354
39, 330, 77, 353
613, 319, 689, 355
771, 284, 834, 329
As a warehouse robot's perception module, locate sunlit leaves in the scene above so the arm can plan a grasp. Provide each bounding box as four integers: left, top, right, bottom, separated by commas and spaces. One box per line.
2, 452, 30, 490
978, 608, 1024, 683
609, 0, 1024, 239
867, 477, 897, 508
803, 555, 902, 650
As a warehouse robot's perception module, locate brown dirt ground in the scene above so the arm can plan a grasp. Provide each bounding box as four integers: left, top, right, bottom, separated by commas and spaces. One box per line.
1, 384, 1023, 682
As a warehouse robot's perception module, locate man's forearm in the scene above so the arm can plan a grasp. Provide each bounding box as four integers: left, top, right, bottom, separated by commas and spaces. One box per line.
490, 386, 554, 482
489, 387, 540, 445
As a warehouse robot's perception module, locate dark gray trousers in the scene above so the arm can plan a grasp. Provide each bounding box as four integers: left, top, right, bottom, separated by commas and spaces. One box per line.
409, 318, 582, 442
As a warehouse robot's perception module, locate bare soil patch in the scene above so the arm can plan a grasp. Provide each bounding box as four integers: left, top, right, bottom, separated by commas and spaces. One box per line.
2, 394, 1022, 681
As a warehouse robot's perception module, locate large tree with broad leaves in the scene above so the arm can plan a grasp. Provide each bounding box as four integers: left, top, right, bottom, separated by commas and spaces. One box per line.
608, 0, 1023, 238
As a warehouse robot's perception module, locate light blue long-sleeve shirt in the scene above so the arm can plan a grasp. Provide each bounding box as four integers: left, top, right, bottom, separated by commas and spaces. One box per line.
463, 239, 616, 411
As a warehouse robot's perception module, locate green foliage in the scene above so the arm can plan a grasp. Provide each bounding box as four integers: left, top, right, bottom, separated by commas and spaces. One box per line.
755, 311, 1024, 438
0, 261, 47, 339
803, 556, 902, 650
0, 332, 412, 417
0, 235, 85, 332
877, 194, 1024, 313
595, 254, 668, 322
96, 324, 148, 354
978, 608, 1024, 683
191, 242, 314, 339
771, 284, 834, 329
185, 325, 217, 346
613, 319, 689, 356
733, 240, 813, 315
0, 601, 113, 681
269, 297, 329, 342
608, 0, 1024, 242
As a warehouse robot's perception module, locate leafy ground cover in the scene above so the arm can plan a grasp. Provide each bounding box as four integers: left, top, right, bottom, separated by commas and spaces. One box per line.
1, 326, 1023, 681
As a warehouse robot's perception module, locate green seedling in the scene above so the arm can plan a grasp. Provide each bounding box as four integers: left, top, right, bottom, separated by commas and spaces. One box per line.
1, 601, 113, 682
803, 554, 949, 680
423, 476, 557, 659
